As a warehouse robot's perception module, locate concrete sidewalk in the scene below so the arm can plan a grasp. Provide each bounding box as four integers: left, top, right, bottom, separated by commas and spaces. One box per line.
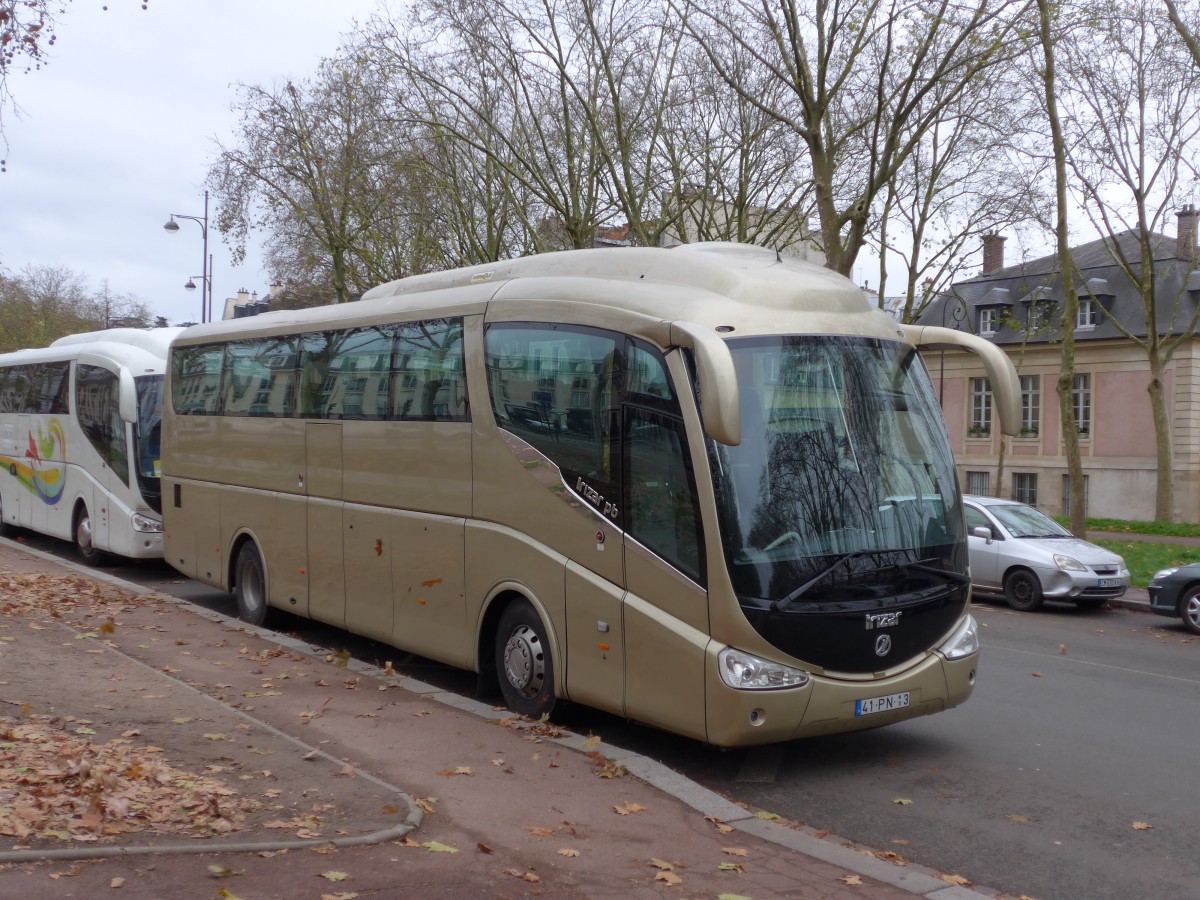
0, 539, 1001, 900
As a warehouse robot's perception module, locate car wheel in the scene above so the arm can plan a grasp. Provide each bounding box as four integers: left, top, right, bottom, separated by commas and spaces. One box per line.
1178, 587, 1200, 636
234, 541, 270, 627
495, 600, 556, 719
1004, 568, 1044, 612
74, 504, 111, 567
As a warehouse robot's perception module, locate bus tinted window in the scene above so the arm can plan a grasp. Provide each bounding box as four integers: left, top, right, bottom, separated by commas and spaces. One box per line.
302, 326, 395, 420
223, 337, 298, 417
172, 345, 223, 415
0, 367, 27, 413
33, 362, 70, 414
76, 364, 129, 486
486, 324, 620, 517
393, 318, 468, 422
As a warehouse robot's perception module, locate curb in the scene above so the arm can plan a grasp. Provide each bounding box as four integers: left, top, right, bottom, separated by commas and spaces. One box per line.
2, 538, 1002, 898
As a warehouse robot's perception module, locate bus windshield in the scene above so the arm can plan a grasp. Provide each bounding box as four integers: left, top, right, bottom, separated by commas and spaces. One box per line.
710, 335, 964, 605
134, 374, 165, 511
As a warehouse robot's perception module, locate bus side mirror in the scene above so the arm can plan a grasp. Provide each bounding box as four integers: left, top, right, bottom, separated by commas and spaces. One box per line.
118, 367, 137, 425
670, 321, 740, 446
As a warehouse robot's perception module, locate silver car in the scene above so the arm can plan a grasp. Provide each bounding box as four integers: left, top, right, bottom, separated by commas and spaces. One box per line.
963, 495, 1130, 611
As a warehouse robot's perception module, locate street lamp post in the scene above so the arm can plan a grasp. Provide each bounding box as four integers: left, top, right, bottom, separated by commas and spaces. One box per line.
164, 190, 212, 324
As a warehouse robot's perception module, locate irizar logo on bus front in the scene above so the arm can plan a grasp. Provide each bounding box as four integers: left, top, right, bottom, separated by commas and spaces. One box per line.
865, 611, 901, 630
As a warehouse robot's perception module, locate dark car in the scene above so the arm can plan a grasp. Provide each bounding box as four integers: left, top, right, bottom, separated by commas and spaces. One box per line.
1147, 564, 1200, 634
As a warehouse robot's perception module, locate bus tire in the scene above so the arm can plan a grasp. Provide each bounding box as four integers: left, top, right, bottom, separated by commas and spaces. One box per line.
0, 492, 16, 538
495, 600, 556, 719
74, 504, 111, 567
1004, 568, 1044, 612
234, 541, 270, 627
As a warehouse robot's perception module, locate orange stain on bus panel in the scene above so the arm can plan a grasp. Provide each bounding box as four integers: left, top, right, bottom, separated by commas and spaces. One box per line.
421, 578, 442, 588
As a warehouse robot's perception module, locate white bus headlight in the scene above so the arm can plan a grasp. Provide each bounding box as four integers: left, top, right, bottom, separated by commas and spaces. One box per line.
131, 513, 163, 533
939, 614, 980, 661
718, 647, 809, 690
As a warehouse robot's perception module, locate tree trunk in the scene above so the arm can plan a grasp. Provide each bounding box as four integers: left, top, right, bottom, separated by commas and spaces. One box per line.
1148, 355, 1174, 521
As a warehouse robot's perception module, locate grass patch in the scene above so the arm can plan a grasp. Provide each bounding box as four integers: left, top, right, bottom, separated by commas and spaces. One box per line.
1052, 516, 1200, 538
1090, 539, 1200, 587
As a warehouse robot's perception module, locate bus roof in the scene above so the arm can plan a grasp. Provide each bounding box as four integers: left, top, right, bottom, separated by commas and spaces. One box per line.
0, 327, 180, 374
171, 243, 902, 347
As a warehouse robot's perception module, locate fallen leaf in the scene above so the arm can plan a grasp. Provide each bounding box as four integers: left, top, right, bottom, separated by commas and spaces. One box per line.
415, 797, 437, 815
840, 874, 863, 885
110, 877, 125, 888
207, 864, 244, 878
755, 810, 780, 820
504, 868, 540, 882
649, 858, 674, 871
941, 874, 972, 886
655, 870, 684, 885
1058, 643, 1067, 655
722, 847, 750, 857
1132, 821, 1153, 830
216, 891, 243, 900
320, 871, 350, 882
582, 734, 601, 751
477, 843, 493, 854
1007, 815, 1029, 824
614, 802, 647, 816
718, 862, 745, 872
1031, 672, 1043, 678
893, 798, 913, 806
526, 826, 557, 836
100, 618, 116, 634
422, 841, 458, 853
557, 848, 580, 857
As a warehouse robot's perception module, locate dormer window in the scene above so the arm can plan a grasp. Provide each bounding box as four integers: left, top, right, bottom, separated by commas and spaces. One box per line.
1076, 298, 1099, 330
978, 307, 999, 334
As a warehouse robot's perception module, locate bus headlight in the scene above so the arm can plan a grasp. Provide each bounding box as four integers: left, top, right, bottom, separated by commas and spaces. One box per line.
131, 513, 163, 533
939, 614, 980, 661
718, 647, 809, 690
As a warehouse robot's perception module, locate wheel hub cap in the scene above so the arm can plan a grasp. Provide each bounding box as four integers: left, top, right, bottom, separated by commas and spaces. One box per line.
503, 625, 544, 698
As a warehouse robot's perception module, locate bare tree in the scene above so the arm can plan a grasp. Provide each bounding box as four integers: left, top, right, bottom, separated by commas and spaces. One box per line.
208, 57, 421, 304
1051, 0, 1200, 521
681, 0, 1032, 277
0, 264, 149, 350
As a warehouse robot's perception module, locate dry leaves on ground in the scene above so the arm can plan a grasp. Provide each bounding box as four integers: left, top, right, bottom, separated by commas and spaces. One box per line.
0, 714, 244, 844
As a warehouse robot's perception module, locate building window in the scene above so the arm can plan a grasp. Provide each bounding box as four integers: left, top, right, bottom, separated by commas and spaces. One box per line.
1076, 298, 1099, 329
978, 307, 998, 334
1072, 374, 1092, 435
966, 471, 990, 496
969, 377, 992, 436
1012, 472, 1038, 506
1019, 374, 1040, 436
1062, 474, 1089, 516
1028, 301, 1051, 331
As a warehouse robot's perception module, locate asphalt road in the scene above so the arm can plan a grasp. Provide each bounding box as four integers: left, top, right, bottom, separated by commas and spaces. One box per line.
18, 534, 1200, 900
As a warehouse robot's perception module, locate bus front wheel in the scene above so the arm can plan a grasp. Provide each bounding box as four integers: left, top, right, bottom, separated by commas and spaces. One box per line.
495, 600, 556, 719
234, 542, 270, 627
74, 505, 110, 567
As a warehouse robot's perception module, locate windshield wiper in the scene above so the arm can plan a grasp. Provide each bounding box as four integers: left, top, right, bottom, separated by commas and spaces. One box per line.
771, 550, 873, 612
901, 562, 970, 586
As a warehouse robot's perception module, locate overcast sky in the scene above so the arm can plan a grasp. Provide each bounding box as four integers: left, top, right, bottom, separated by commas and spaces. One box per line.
0, 0, 383, 326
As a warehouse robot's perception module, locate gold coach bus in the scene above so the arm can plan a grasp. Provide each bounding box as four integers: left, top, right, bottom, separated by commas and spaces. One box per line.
162, 242, 1018, 746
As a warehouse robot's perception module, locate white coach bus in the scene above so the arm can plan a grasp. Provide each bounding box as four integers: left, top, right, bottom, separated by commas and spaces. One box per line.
0, 327, 178, 563
162, 243, 1018, 746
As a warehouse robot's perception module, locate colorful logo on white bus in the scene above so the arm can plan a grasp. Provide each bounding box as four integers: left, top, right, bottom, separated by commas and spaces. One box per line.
1, 419, 67, 505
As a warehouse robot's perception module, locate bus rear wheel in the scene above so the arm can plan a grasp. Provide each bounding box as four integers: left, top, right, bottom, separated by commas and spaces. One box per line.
495, 600, 556, 719
74, 505, 110, 567
234, 542, 270, 627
